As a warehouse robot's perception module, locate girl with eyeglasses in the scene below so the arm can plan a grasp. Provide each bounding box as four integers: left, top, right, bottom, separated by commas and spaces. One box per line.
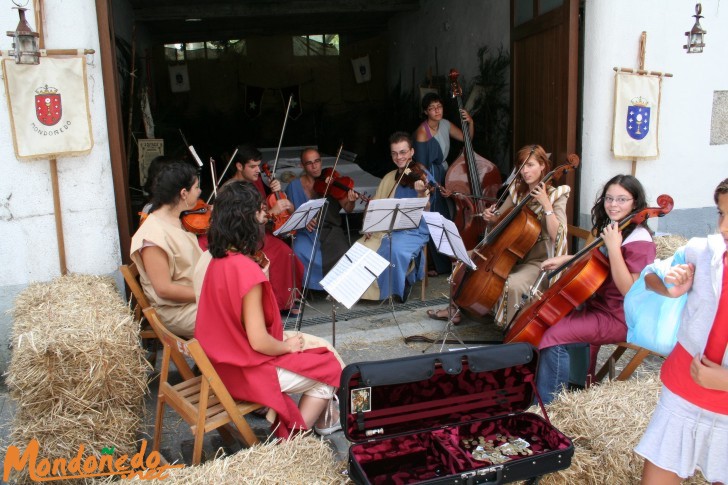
536, 174, 656, 404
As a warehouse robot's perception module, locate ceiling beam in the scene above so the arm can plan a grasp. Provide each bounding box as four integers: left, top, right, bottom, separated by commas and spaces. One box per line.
133, 0, 419, 22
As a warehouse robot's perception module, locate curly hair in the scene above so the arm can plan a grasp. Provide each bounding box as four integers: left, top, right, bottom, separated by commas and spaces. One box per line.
208, 181, 265, 259
514, 144, 552, 198
591, 174, 649, 240
149, 161, 199, 212
421, 92, 443, 113
714, 177, 728, 204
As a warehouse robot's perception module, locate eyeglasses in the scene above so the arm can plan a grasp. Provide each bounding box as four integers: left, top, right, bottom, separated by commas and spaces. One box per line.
604, 196, 633, 205
303, 158, 322, 167
427, 104, 443, 112
390, 149, 411, 157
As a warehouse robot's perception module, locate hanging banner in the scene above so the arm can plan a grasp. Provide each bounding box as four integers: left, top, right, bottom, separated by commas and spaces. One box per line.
2, 56, 93, 160
351, 55, 371, 84
612, 72, 662, 160
280, 85, 302, 120
138, 139, 164, 187
168, 64, 190, 93
245, 85, 265, 118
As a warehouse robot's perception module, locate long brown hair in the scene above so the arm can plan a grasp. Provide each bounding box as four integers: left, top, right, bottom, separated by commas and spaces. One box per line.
515, 144, 551, 198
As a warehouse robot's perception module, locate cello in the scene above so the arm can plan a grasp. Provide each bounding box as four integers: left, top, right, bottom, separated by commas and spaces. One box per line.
452, 154, 580, 319
503, 194, 674, 346
444, 68, 502, 249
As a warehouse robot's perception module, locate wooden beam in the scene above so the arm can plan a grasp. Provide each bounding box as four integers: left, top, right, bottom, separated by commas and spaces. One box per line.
96, 0, 133, 264
133, 0, 419, 21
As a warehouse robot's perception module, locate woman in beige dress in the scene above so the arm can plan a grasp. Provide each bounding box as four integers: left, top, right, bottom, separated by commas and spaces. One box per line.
427, 144, 570, 328
130, 161, 203, 338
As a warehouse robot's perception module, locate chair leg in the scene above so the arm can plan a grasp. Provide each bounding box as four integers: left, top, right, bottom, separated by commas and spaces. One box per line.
229, 414, 261, 448
152, 393, 166, 454
421, 244, 428, 301
193, 379, 211, 465
617, 348, 651, 381
595, 345, 629, 382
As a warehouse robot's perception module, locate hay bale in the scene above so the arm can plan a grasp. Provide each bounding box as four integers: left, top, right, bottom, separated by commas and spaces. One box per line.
106, 434, 348, 484
536, 375, 708, 484
655, 234, 688, 261
4, 274, 149, 483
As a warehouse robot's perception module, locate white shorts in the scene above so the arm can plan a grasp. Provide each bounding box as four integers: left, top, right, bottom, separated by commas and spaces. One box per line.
276, 367, 335, 400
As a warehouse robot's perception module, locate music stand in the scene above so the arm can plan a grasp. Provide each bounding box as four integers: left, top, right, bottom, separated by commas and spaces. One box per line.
361, 197, 428, 323
273, 198, 327, 330
319, 242, 389, 345
419, 212, 477, 353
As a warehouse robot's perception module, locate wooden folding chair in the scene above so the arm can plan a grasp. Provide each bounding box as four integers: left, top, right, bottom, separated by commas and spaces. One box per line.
120, 262, 186, 371
594, 342, 666, 382
144, 307, 263, 465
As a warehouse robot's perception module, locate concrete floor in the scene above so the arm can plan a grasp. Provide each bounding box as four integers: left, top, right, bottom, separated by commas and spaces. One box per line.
0, 273, 664, 471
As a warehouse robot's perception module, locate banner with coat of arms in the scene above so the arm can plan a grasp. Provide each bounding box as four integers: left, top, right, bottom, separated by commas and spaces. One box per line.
612, 72, 662, 160
2, 56, 93, 160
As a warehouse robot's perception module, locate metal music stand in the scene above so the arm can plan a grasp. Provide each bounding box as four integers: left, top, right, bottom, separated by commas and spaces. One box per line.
361, 197, 428, 324
273, 197, 327, 330
418, 212, 477, 353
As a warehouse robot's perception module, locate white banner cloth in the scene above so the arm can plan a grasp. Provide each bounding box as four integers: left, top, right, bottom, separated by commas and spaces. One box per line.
612, 72, 662, 160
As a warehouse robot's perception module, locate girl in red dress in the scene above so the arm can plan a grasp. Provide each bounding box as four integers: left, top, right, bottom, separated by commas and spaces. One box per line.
195, 181, 342, 438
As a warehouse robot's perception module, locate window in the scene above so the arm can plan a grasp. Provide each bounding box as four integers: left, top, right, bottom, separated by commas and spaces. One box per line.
293, 34, 339, 56
164, 40, 246, 62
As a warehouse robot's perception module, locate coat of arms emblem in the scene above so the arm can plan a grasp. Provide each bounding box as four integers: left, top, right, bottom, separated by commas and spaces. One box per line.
626, 96, 650, 140
35, 84, 62, 126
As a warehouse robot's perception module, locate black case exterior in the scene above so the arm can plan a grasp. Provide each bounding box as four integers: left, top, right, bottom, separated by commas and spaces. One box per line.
340, 343, 574, 485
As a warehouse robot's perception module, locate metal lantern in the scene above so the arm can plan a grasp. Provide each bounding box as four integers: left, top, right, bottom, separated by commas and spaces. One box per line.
684, 3, 707, 53
6, 7, 40, 64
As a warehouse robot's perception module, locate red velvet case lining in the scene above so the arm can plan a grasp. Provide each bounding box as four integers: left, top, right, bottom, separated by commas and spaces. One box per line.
346, 358, 571, 484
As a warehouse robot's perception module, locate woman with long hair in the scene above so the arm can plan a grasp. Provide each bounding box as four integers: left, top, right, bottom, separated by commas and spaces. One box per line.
536, 174, 656, 404
195, 181, 343, 437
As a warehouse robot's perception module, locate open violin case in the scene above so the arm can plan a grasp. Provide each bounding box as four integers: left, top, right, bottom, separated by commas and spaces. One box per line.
340, 343, 573, 484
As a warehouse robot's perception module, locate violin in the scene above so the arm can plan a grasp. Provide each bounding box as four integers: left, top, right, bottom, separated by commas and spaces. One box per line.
503, 194, 674, 347
261, 162, 291, 232
397, 160, 441, 195
314, 167, 370, 202
250, 250, 270, 270
180, 199, 212, 235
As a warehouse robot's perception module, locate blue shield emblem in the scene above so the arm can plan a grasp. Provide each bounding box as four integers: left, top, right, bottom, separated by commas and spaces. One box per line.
626, 105, 650, 140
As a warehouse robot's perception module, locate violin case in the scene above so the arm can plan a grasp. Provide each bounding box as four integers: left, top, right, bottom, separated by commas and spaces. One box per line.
340, 343, 573, 484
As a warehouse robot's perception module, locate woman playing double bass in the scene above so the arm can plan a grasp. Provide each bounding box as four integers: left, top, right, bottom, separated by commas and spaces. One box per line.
536, 174, 656, 404
428, 144, 570, 326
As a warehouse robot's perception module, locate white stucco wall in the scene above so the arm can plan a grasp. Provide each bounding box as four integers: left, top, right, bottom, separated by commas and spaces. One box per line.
0, 2, 120, 376
388, 0, 510, 95
582, 0, 728, 235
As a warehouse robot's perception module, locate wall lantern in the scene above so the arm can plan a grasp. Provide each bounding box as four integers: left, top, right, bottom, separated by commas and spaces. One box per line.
6, 6, 40, 64
684, 3, 707, 53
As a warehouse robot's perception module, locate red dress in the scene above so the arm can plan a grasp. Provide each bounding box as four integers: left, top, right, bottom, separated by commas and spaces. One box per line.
253, 178, 304, 311
195, 252, 341, 438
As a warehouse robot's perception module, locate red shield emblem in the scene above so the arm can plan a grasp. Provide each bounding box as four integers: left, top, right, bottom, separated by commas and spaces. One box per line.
35, 93, 62, 126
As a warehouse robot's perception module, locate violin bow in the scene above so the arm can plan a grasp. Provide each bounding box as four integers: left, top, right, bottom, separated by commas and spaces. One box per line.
208, 158, 218, 203
321, 143, 344, 199
178, 129, 203, 168
271, 94, 294, 179
215, 148, 238, 187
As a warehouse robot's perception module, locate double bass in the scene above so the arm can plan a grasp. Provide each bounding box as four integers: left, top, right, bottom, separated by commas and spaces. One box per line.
444, 68, 502, 249
503, 194, 674, 347
451, 155, 580, 319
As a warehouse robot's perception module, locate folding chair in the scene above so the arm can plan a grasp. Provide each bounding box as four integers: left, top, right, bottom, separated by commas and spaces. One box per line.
144, 307, 263, 465
120, 262, 187, 371
594, 342, 666, 382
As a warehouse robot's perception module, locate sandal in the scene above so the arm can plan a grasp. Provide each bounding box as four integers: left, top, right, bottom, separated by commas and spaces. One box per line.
426, 308, 461, 324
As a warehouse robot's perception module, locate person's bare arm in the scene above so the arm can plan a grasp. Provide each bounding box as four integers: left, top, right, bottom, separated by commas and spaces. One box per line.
141, 245, 196, 302
242, 284, 303, 356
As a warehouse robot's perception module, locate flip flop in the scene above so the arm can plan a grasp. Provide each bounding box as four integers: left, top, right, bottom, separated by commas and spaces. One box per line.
426, 309, 461, 324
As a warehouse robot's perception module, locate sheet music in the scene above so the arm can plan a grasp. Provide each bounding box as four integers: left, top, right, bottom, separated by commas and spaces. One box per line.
361, 197, 428, 233
421, 212, 477, 270
320, 243, 389, 309
273, 198, 326, 236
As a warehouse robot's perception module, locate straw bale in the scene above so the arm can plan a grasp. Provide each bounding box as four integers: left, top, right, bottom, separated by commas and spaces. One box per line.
4, 274, 149, 483
534, 375, 708, 485
655, 234, 688, 261
104, 433, 348, 485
